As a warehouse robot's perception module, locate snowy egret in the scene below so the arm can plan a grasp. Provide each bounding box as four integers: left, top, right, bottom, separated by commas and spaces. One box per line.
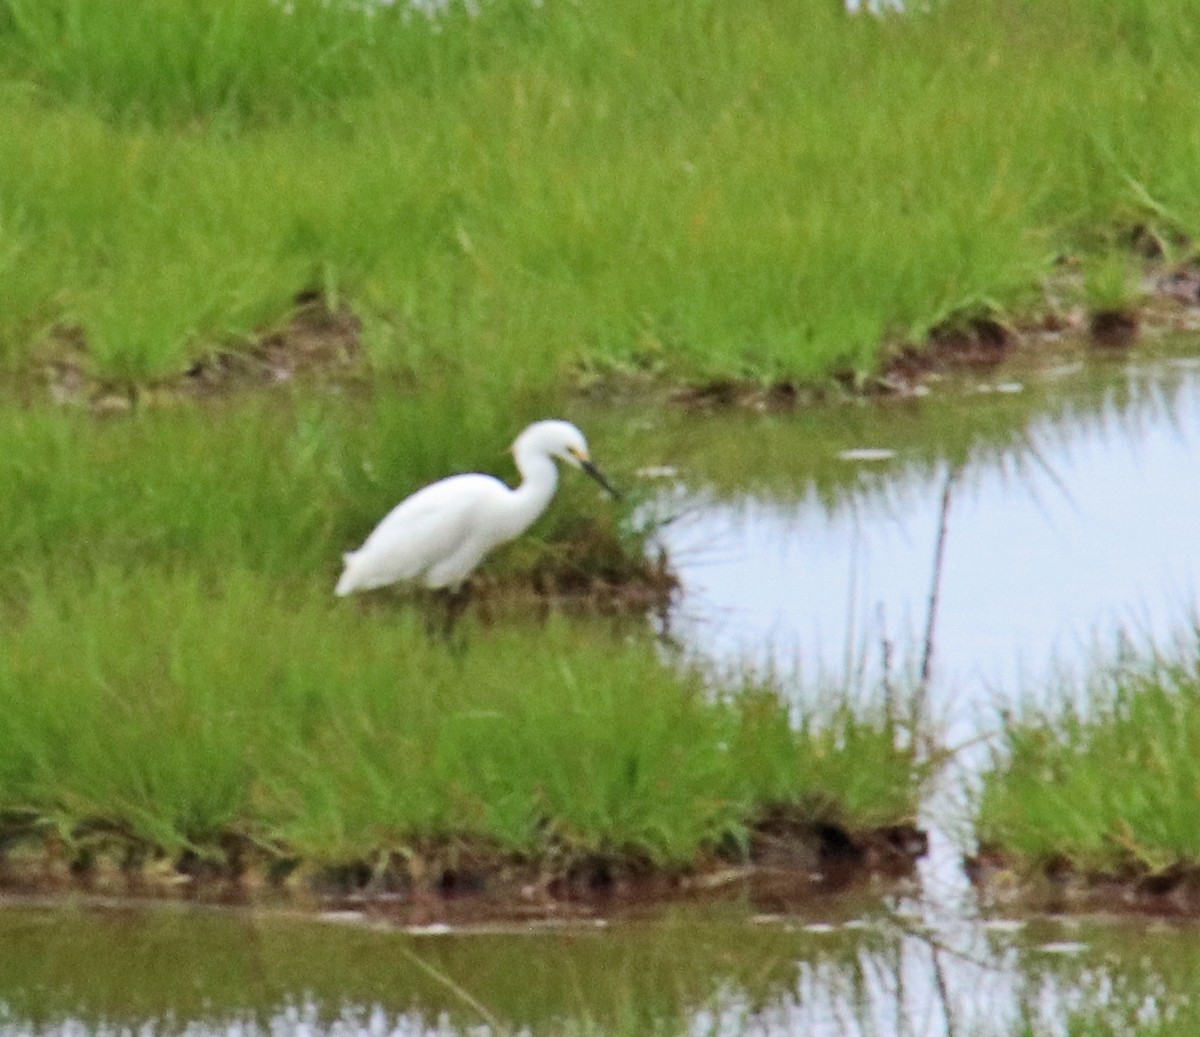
335, 420, 619, 611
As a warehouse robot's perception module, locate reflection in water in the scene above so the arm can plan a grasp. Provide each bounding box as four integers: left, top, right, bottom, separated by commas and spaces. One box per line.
1, 903, 1199, 1037
0, 904, 925, 1037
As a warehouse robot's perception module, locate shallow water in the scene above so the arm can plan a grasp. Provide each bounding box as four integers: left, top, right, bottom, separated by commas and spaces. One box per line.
10, 345, 1200, 1036
1, 899, 1199, 1037
636, 353, 1200, 734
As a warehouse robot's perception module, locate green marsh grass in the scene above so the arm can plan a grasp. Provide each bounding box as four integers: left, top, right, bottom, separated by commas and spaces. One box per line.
2, 2, 1200, 386
0, 0, 457, 123
975, 638, 1200, 872
0, 568, 927, 869
1082, 251, 1143, 316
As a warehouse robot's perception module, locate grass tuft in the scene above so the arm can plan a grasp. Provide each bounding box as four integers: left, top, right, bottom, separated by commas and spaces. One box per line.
0, 568, 928, 870
976, 635, 1200, 873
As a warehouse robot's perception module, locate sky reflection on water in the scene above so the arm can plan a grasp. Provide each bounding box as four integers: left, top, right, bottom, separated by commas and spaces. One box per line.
657, 357, 1200, 747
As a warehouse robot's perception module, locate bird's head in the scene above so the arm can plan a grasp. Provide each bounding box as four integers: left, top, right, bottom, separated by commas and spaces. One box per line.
512, 420, 621, 498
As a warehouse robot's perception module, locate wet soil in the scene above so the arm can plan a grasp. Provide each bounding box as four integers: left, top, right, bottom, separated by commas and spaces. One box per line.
43, 299, 365, 412
183, 299, 363, 391
846, 261, 1199, 399
0, 811, 926, 925
967, 845, 1200, 918
337, 531, 679, 623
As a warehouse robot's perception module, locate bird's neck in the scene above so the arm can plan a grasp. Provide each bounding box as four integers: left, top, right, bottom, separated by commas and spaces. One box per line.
508, 452, 560, 535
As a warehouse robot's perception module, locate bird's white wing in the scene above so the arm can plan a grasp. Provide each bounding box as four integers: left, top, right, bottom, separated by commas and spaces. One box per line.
336, 474, 506, 594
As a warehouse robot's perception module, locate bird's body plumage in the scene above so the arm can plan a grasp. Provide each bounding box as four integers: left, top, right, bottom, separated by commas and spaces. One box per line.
335, 470, 554, 594
335, 420, 615, 599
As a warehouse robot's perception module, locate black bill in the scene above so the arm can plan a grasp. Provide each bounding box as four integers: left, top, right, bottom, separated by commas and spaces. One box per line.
581, 458, 622, 500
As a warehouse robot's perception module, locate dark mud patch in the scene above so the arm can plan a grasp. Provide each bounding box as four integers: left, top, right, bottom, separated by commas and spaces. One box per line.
883, 258, 1200, 386
42, 299, 364, 412
512, 532, 677, 614
1088, 308, 1140, 348
880, 315, 1019, 391
183, 299, 362, 392
915, 315, 1019, 369
481, 564, 679, 619
967, 845, 1200, 918
667, 378, 817, 412
0, 813, 927, 925
343, 526, 678, 621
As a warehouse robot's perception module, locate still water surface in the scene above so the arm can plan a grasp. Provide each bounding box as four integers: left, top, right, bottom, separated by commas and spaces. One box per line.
1, 900, 1198, 1036
7, 348, 1200, 1036
647, 354, 1200, 732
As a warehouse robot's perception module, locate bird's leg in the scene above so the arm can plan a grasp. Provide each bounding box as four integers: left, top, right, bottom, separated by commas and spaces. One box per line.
434, 583, 472, 641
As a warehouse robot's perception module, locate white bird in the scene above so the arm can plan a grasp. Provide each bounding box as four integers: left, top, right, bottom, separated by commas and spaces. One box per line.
335, 419, 619, 601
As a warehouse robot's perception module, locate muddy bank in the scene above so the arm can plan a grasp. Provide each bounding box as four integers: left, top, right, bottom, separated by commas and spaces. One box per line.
28, 258, 1200, 415
0, 812, 927, 925
42, 300, 366, 411
967, 846, 1200, 918
669, 259, 1200, 409
329, 532, 677, 621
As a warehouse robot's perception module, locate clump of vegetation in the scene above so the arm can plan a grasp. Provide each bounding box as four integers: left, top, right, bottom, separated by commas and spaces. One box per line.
1081, 250, 1144, 346
975, 636, 1200, 876
0, 568, 929, 891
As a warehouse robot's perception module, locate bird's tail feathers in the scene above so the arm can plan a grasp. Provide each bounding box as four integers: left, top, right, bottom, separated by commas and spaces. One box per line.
334, 552, 359, 597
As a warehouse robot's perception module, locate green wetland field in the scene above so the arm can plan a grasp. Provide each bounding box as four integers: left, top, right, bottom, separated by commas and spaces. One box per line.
1, 0, 1200, 391
6, 1, 1200, 1035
